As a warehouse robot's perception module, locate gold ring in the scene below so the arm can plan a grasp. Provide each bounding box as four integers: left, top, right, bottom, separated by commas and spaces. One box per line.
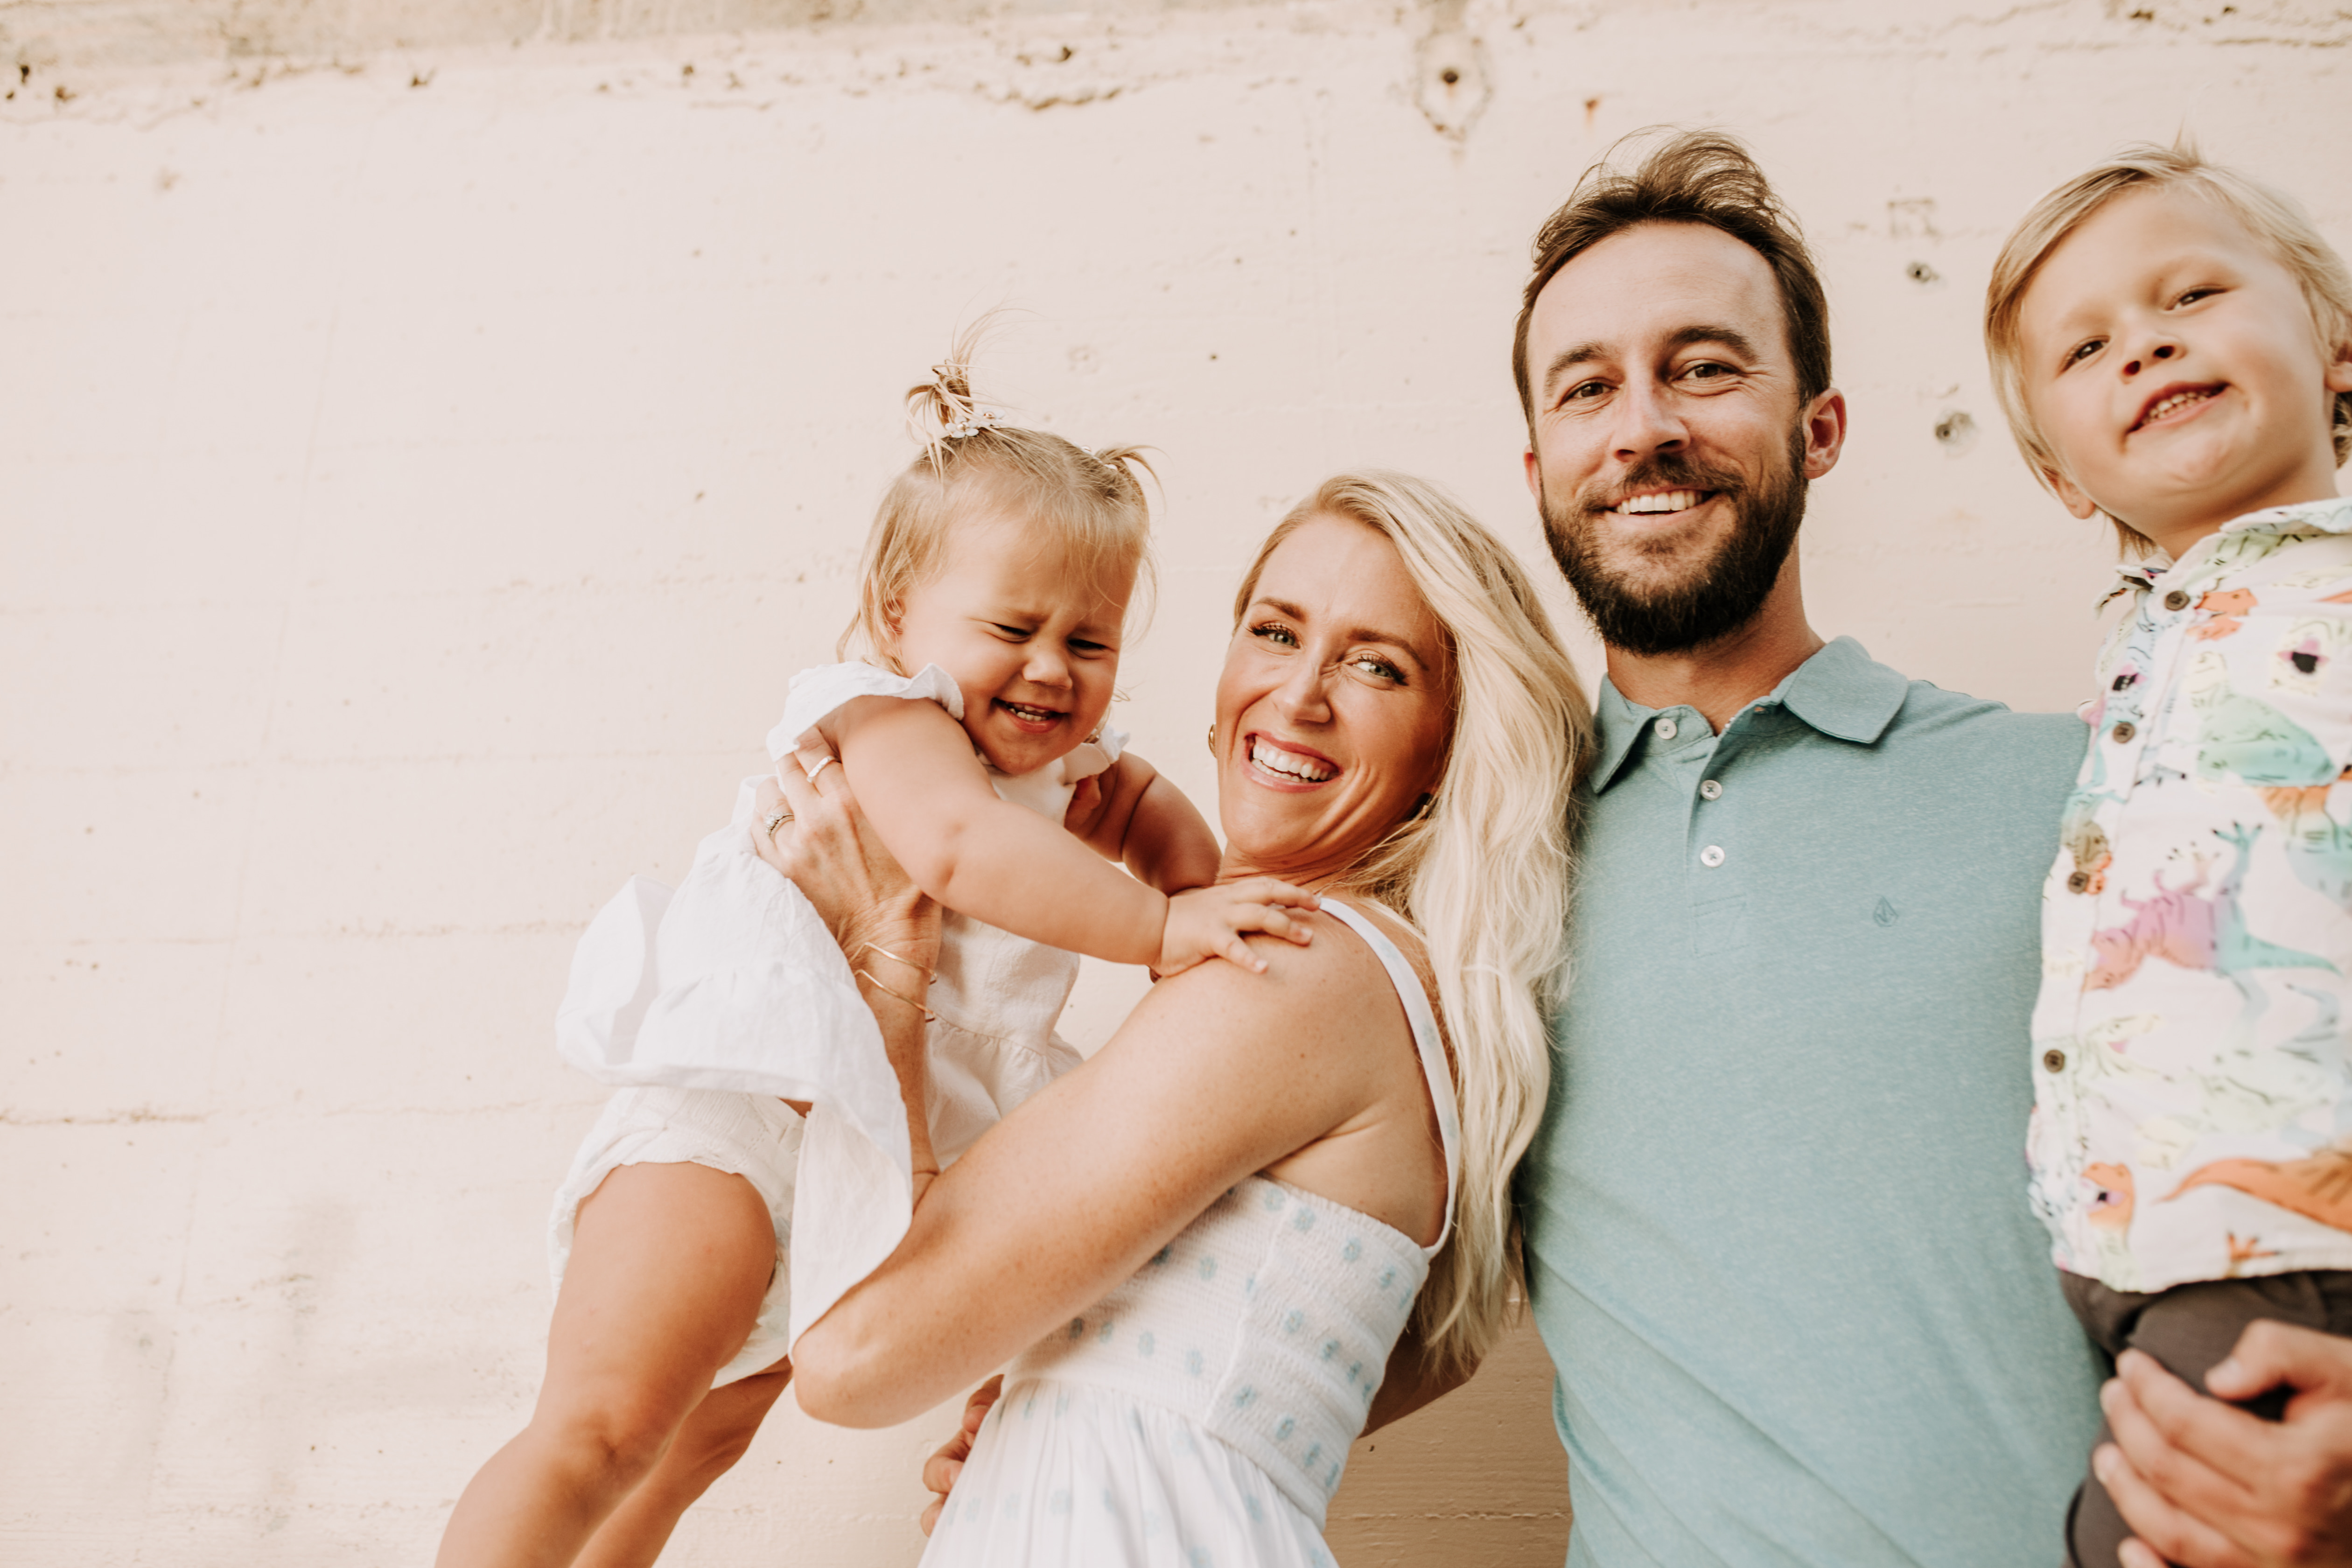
763, 808, 793, 837
804, 756, 837, 787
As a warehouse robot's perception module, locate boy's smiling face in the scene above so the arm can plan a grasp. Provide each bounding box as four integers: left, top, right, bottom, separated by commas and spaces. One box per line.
2016, 183, 2352, 557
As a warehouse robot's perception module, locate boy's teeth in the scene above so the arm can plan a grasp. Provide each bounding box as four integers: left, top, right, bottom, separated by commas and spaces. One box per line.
1251, 737, 1337, 782
1615, 489, 1704, 515
2141, 388, 2216, 426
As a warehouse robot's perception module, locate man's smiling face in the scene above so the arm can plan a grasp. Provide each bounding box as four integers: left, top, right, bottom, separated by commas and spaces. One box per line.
1522, 220, 1835, 656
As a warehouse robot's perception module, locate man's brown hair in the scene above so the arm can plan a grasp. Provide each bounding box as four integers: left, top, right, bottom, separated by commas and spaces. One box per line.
1513, 129, 1833, 436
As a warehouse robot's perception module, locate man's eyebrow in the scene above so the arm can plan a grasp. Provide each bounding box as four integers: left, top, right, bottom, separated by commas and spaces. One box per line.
1248, 596, 1433, 674
1541, 325, 1766, 398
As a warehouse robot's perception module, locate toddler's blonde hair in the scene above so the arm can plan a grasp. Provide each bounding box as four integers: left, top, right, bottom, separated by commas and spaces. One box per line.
1233, 471, 1593, 1375
843, 328, 1157, 668
1983, 139, 2352, 554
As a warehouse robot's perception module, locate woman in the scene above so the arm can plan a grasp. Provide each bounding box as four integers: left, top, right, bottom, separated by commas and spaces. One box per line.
768, 471, 1589, 1563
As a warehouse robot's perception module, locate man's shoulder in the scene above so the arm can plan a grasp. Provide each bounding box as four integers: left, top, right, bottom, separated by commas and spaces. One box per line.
1886, 679, 2083, 751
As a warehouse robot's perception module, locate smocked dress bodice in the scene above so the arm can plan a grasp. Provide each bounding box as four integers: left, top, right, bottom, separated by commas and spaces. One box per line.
921, 897, 1458, 1567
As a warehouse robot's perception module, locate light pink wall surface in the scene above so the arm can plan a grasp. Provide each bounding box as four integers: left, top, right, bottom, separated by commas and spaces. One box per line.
3, 1, 2345, 1562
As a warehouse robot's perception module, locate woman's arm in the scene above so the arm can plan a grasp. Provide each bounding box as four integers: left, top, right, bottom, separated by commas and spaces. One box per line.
836, 700, 1309, 971
790, 913, 1409, 1428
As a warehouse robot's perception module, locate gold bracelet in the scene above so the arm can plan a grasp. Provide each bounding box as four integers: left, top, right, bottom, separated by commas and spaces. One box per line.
857, 940, 931, 978
855, 967, 937, 1023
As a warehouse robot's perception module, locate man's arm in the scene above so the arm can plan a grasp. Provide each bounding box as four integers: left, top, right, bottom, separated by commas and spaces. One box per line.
2099, 1325, 2352, 1567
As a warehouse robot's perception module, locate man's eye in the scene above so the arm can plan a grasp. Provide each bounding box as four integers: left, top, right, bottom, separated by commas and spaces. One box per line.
1681, 362, 1731, 381
1561, 380, 1609, 405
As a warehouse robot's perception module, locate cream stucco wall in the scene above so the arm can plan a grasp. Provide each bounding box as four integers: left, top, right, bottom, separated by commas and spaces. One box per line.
4, 1, 2347, 1563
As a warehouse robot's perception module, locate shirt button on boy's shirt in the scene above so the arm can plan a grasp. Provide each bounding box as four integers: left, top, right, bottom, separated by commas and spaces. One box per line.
2110, 721, 2137, 743
2163, 589, 2192, 611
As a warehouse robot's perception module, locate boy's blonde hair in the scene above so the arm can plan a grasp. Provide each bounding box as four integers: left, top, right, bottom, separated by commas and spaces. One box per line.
1233, 471, 1594, 1375
1984, 139, 2352, 554
842, 329, 1156, 667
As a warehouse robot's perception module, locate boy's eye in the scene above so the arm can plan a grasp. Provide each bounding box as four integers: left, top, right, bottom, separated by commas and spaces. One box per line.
1069, 637, 1111, 657
2175, 287, 2218, 308
2064, 336, 2106, 369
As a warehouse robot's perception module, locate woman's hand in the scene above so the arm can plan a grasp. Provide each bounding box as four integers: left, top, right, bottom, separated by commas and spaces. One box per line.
755, 749, 941, 974
918, 1375, 1004, 1536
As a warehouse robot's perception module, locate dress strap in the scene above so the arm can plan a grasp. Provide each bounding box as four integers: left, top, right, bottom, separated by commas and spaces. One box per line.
1314, 897, 1459, 1257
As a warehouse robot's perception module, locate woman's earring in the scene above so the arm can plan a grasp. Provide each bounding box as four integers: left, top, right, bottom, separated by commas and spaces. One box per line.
1413, 792, 1435, 819
1207, 722, 1218, 756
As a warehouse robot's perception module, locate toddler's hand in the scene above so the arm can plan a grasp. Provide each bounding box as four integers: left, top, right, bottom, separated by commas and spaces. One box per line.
1157, 879, 1317, 976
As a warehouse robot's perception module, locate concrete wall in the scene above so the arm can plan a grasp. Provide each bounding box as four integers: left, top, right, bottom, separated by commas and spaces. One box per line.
4, 0, 2346, 1562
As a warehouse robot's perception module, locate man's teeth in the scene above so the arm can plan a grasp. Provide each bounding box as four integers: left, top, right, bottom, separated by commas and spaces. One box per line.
2140, 388, 2217, 427
1614, 489, 1705, 515
1251, 738, 1336, 783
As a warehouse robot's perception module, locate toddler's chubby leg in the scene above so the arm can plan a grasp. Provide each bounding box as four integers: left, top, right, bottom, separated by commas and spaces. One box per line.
436, 1162, 779, 1568
574, 1357, 792, 1568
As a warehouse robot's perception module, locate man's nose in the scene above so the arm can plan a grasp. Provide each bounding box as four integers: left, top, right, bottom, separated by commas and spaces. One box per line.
1611, 375, 1689, 461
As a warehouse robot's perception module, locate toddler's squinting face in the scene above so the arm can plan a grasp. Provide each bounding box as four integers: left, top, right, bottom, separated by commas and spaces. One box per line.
888, 510, 1131, 778
2016, 185, 2352, 554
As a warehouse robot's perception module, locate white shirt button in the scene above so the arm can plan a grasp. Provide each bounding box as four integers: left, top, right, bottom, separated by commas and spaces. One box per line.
1654, 717, 1679, 740
1699, 845, 1726, 868
1699, 779, 1723, 800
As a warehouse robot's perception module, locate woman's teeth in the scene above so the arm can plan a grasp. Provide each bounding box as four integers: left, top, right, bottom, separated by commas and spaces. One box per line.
1613, 489, 1705, 515
1250, 737, 1336, 782
2138, 387, 2218, 428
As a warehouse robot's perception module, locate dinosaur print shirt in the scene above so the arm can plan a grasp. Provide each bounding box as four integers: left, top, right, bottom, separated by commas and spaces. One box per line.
2030, 495, 2352, 1294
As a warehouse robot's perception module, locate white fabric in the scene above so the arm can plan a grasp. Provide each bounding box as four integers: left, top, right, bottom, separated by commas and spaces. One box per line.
920, 897, 1457, 1568
546, 1086, 803, 1387
551, 660, 1125, 1365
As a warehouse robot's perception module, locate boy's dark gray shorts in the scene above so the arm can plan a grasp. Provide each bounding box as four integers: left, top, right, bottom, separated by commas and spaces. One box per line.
2061, 1267, 2352, 1568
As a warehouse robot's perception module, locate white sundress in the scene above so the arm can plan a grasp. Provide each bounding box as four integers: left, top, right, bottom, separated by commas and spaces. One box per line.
921, 898, 1461, 1568
550, 662, 1122, 1378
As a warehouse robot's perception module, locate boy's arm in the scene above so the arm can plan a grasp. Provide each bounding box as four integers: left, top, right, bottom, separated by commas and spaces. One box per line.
1065, 753, 1224, 895
833, 697, 1169, 966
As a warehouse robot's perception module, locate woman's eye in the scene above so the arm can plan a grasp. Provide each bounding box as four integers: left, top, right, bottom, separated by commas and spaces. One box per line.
1346, 653, 1402, 682
1251, 622, 1300, 648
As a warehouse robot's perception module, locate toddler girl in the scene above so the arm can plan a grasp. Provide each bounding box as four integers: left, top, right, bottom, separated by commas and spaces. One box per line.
434, 346, 1314, 1568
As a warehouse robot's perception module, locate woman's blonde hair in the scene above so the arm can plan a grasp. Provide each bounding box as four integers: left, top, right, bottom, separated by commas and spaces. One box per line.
1233, 472, 1593, 1373
1983, 139, 2352, 555
842, 327, 1157, 667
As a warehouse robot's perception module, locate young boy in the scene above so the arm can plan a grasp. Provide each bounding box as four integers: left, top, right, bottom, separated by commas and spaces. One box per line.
1985, 143, 2352, 1567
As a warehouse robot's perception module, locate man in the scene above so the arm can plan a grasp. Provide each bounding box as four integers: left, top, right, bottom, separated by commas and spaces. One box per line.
1511, 129, 2352, 1567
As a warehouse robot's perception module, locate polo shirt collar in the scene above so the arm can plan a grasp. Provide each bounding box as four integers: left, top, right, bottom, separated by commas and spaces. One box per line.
2106, 494, 2352, 599
1587, 635, 1909, 794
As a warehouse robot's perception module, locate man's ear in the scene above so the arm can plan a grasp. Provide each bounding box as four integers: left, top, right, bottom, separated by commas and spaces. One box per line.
1800, 389, 1848, 481
2045, 467, 2102, 521
1523, 445, 1543, 502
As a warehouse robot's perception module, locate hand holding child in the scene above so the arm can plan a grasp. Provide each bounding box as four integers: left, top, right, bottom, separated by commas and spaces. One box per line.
1156, 878, 1318, 976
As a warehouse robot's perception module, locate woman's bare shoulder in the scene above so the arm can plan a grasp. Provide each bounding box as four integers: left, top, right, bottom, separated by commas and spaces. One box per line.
1138, 904, 1416, 1047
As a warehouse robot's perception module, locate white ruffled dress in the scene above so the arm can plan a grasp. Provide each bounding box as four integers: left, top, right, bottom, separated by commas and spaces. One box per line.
549, 662, 1118, 1382
920, 899, 1460, 1568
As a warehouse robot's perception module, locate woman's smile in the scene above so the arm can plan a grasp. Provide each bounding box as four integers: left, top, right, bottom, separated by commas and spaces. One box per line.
1245, 733, 1341, 787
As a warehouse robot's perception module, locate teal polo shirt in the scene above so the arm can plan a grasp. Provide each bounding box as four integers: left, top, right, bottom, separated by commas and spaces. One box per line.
1520, 637, 2104, 1566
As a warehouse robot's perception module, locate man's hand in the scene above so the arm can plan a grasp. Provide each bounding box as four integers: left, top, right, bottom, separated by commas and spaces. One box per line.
919, 1376, 1004, 1536
753, 749, 940, 973
2102, 1324, 2352, 1567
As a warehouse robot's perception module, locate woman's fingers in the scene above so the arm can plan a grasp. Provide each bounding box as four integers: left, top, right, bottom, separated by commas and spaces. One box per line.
919, 1374, 1003, 1535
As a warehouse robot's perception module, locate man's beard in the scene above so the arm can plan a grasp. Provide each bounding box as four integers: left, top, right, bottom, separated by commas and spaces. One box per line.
1539, 430, 1808, 658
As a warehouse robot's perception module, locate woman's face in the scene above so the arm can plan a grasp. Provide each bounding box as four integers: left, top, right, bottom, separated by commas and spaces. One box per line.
1215, 513, 1455, 884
